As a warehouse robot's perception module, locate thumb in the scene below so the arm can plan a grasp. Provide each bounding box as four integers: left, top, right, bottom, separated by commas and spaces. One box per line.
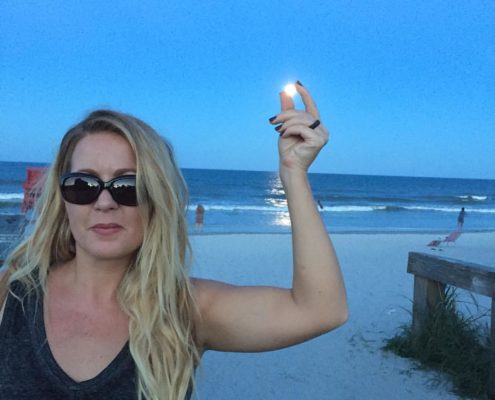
280, 91, 295, 112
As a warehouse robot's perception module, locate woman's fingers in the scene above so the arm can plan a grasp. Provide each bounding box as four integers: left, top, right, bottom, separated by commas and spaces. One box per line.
280, 123, 329, 144
269, 110, 317, 130
275, 114, 321, 133
268, 82, 329, 172
280, 91, 295, 112
270, 112, 326, 143
295, 82, 320, 119
269, 82, 320, 125
269, 109, 300, 124
269, 82, 327, 148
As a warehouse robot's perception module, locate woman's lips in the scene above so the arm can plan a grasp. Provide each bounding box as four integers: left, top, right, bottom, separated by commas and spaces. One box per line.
90, 223, 123, 236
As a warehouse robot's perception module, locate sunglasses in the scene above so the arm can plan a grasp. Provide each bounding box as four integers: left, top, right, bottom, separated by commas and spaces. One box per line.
60, 173, 138, 206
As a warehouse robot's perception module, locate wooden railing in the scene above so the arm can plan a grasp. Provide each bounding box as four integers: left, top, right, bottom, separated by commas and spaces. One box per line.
407, 252, 495, 399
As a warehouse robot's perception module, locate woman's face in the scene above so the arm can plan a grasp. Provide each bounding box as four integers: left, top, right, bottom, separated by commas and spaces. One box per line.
65, 132, 144, 264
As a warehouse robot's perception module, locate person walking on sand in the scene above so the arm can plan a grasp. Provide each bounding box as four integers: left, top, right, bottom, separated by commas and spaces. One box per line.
195, 204, 205, 231
457, 207, 466, 229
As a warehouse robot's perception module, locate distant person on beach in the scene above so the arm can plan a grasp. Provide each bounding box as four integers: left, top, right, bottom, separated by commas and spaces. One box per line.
0, 82, 347, 399
457, 207, 466, 229
195, 204, 205, 231
317, 199, 324, 210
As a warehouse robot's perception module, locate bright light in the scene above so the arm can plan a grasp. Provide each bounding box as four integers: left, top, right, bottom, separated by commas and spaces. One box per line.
283, 83, 297, 97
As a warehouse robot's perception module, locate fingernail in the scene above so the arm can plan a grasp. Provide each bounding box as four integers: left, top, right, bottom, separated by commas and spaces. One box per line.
269, 116, 277, 123
296, 80, 304, 87
274, 125, 283, 131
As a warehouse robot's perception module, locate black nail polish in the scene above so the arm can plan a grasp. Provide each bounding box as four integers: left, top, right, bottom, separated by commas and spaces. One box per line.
269, 116, 277, 123
274, 124, 283, 131
296, 80, 304, 87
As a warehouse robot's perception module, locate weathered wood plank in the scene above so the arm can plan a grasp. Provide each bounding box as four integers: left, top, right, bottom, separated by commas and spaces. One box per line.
407, 252, 495, 297
411, 275, 446, 337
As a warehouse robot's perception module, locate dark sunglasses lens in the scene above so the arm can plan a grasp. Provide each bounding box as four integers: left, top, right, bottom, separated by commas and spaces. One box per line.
61, 175, 100, 205
109, 177, 137, 206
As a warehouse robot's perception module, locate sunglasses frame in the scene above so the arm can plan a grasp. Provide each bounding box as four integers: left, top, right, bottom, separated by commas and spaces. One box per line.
59, 172, 138, 206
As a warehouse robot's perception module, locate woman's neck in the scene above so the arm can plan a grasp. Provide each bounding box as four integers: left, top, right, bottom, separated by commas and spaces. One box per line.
53, 255, 130, 305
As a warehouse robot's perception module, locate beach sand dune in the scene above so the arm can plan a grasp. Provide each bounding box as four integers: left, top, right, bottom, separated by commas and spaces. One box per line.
191, 232, 495, 399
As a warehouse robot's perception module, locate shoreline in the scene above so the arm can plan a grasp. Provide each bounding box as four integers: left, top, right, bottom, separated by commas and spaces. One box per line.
3, 217, 493, 241
2, 211, 495, 239
188, 228, 495, 236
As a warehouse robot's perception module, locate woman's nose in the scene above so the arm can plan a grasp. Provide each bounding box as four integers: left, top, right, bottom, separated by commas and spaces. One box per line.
93, 188, 118, 210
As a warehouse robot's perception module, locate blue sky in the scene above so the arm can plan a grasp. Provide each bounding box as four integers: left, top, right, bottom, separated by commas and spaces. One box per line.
1, 1, 494, 179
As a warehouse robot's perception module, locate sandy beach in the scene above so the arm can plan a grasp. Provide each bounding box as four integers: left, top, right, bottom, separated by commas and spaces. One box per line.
190, 232, 495, 400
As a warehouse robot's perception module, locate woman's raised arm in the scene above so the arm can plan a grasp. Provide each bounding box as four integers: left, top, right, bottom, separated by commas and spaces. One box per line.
193, 82, 348, 352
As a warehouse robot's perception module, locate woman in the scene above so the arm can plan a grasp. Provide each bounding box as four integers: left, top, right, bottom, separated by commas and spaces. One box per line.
0, 82, 348, 399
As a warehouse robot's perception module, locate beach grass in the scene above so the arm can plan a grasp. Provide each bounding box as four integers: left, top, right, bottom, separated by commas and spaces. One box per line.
384, 287, 491, 399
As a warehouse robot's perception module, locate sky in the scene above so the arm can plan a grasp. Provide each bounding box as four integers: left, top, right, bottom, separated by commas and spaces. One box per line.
0, 0, 494, 179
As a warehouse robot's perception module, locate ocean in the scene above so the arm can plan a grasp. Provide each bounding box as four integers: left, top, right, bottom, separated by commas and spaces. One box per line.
1, 161, 495, 235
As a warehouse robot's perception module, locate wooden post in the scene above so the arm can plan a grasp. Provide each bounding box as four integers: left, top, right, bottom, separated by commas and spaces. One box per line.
411, 275, 446, 337
489, 298, 495, 400
407, 252, 495, 399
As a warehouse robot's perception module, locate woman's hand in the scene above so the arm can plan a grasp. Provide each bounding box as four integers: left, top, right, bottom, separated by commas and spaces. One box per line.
269, 82, 329, 176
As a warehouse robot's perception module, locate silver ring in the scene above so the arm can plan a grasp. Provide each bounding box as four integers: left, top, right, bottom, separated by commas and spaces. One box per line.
309, 120, 320, 129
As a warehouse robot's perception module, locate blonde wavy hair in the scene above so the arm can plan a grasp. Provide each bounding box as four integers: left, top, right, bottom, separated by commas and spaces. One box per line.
4, 110, 199, 399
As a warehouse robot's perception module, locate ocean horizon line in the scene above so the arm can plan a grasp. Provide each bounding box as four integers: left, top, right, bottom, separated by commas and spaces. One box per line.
0, 160, 493, 182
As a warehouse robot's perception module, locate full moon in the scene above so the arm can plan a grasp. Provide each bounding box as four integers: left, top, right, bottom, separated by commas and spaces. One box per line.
283, 83, 297, 97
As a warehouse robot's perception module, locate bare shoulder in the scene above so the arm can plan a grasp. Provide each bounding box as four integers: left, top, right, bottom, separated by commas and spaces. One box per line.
190, 277, 255, 312
189, 277, 242, 348
190, 277, 238, 315
190, 277, 234, 296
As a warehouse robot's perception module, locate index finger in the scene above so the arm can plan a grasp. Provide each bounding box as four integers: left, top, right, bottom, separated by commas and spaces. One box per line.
280, 91, 295, 112
295, 82, 320, 119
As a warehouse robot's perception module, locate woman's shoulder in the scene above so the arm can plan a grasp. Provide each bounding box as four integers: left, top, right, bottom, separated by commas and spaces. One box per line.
190, 277, 235, 303
189, 277, 240, 330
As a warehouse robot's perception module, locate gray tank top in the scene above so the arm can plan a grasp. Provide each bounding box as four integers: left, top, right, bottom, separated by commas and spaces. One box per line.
0, 281, 192, 399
